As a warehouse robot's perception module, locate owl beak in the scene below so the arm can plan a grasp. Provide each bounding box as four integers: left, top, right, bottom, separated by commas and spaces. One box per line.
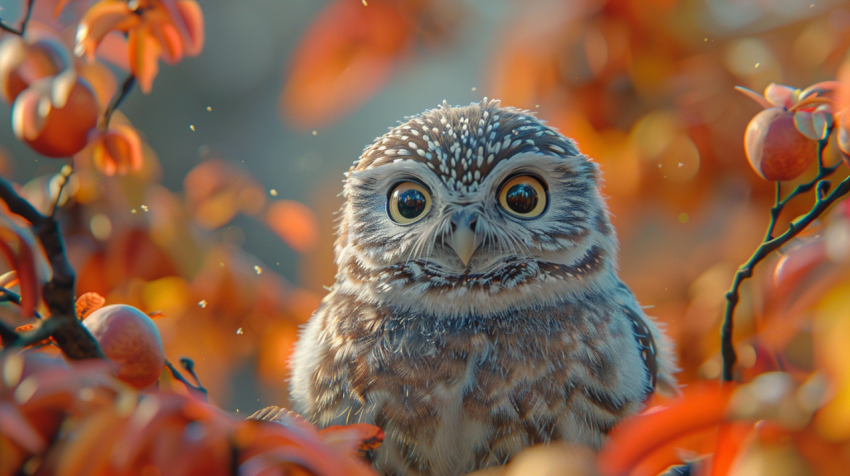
448, 211, 482, 267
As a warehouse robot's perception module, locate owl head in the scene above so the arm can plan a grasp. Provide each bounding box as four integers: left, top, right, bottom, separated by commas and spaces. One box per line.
335, 99, 620, 316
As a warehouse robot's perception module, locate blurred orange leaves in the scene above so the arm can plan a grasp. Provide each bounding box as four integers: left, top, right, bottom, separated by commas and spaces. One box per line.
89, 124, 143, 176
600, 371, 845, 476
0, 350, 380, 476
599, 383, 736, 476
282, 0, 414, 129
74, 0, 205, 93
184, 159, 265, 230
266, 200, 319, 253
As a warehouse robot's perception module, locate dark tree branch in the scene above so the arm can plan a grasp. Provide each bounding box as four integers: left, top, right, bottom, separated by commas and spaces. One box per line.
0, 0, 34, 35
0, 319, 17, 346
15, 318, 64, 347
0, 177, 104, 360
721, 138, 848, 381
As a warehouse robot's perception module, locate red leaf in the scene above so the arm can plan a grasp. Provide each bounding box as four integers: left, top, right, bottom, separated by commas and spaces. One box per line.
709, 422, 754, 476
0, 213, 46, 318
598, 383, 736, 476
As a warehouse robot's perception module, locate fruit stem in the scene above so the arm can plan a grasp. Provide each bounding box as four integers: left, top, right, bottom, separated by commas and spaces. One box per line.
721, 138, 847, 381
102, 75, 137, 129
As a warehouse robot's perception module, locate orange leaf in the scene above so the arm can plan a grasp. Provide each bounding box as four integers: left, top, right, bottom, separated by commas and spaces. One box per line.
265, 200, 319, 253
184, 160, 264, 229
175, 0, 205, 56
128, 27, 161, 94
152, 22, 184, 65
598, 383, 736, 476
0, 213, 46, 318
90, 125, 144, 176
75, 0, 142, 62
281, 0, 414, 128
75, 292, 106, 320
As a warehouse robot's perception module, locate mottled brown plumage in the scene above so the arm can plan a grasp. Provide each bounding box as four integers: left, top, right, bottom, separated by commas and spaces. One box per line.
290, 100, 677, 476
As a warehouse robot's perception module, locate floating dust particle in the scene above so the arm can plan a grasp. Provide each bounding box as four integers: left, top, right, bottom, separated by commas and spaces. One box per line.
755, 63, 760, 68
535, 105, 540, 108
678, 213, 689, 223
312, 130, 317, 136
471, 87, 477, 91
658, 164, 662, 168
254, 265, 262, 275
219, 262, 224, 267
236, 327, 243, 335
270, 189, 278, 196
362, 0, 367, 4
131, 209, 137, 214
704, 38, 708, 41
276, 262, 280, 265
190, 125, 195, 131
140, 204, 148, 212
678, 163, 683, 167
198, 300, 207, 308
206, 106, 212, 111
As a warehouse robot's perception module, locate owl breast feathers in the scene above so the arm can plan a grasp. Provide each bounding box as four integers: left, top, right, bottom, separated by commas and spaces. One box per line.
290, 100, 678, 476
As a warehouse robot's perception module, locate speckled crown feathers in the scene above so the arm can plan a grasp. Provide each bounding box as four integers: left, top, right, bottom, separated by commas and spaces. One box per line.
353, 99, 580, 195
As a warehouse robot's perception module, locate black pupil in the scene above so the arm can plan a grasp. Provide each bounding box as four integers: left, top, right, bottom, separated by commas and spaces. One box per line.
506, 183, 538, 214
397, 189, 426, 219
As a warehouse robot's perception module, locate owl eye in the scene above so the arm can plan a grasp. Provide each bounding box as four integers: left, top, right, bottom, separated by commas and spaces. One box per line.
498, 175, 548, 218
388, 181, 432, 224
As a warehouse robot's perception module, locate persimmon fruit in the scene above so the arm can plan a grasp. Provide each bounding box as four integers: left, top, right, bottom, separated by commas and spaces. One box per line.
83, 304, 165, 389
744, 108, 818, 181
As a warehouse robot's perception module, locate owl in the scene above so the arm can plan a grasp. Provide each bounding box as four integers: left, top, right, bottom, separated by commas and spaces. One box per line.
289, 99, 678, 476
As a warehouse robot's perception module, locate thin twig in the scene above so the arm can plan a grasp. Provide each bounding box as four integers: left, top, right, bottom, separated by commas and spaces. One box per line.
0, 0, 34, 35
49, 164, 73, 218
0, 177, 104, 359
0, 287, 43, 319
721, 138, 848, 381
103, 75, 136, 128
165, 358, 208, 400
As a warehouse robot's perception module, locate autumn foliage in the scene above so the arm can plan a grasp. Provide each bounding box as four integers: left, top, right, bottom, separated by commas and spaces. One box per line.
3, 0, 850, 475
